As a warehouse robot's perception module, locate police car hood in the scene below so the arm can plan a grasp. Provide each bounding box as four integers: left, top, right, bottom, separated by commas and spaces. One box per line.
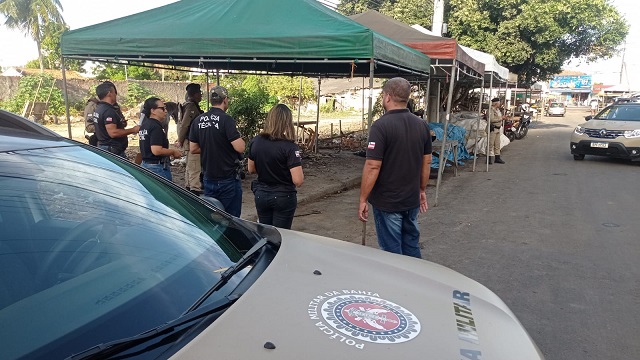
172, 229, 544, 359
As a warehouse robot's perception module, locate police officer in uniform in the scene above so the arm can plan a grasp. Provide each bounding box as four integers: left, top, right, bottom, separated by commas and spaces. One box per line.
189, 86, 246, 217
175, 83, 204, 194
139, 97, 183, 180
94, 82, 140, 158
488, 97, 506, 164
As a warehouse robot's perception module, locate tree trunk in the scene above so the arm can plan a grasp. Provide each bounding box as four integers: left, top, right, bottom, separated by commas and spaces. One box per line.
35, 30, 44, 73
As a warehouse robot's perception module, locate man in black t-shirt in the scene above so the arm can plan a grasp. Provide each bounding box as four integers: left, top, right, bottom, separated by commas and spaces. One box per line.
94, 82, 140, 158
358, 77, 432, 258
189, 86, 246, 217
138, 97, 183, 181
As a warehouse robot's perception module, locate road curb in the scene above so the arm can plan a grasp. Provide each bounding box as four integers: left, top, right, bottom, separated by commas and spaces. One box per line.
297, 176, 362, 206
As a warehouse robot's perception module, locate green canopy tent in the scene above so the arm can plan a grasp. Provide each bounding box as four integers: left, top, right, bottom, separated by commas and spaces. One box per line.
60, 0, 431, 144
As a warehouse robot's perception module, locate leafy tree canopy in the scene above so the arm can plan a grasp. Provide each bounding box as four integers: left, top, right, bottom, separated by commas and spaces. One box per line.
223, 75, 276, 140
448, 0, 628, 84
338, 0, 433, 28
0, 0, 65, 71
92, 63, 162, 81
264, 76, 316, 107
338, 0, 628, 84
24, 22, 85, 72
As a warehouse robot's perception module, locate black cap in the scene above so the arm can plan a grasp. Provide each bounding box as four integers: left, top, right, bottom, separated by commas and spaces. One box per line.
491, 97, 500, 103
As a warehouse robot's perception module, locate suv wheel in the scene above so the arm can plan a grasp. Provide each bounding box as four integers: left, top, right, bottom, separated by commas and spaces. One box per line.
573, 154, 585, 160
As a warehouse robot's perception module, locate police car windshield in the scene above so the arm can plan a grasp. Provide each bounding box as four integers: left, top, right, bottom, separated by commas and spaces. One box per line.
0, 144, 259, 359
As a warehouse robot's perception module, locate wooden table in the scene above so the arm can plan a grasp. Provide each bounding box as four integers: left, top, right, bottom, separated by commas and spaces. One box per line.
295, 120, 317, 151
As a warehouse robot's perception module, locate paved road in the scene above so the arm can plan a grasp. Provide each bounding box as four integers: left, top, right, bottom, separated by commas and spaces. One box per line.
292, 107, 640, 360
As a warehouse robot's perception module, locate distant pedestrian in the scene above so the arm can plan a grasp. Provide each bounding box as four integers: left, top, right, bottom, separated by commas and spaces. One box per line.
83, 97, 99, 146
189, 86, 246, 217
488, 97, 507, 164
358, 77, 432, 258
176, 83, 204, 195
94, 82, 140, 158
590, 99, 598, 116
248, 104, 304, 229
138, 97, 183, 180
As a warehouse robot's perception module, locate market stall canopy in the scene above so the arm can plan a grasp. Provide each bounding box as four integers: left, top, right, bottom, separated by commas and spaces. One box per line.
60, 0, 430, 78
457, 45, 508, 84
349, 10, 484, 81
409, 24, 509, 86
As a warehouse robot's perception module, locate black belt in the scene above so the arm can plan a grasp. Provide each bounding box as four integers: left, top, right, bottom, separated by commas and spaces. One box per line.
143, 159, 167, 164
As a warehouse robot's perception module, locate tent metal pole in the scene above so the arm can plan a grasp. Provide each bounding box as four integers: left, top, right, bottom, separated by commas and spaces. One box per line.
367, 61, 375, 131
362, 77, 365, 133
486, 75, 494, 172
434, 63, 458, 207
216, 69, 220, 86
297, 77, 302, 140
436, 81, 441, 123
314, 77, 321, 154
205, 71, 210, 109
61, 57, 72, 139
424, 79, 431, 120
472, 82, 485, 172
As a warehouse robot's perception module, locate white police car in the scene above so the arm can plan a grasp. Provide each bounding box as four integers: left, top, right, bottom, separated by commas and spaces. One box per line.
0, 110, 544, 359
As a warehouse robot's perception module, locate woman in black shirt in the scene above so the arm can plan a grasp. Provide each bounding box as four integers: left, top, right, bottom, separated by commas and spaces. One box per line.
138, 97, 183, 180
248, 104, 304, 229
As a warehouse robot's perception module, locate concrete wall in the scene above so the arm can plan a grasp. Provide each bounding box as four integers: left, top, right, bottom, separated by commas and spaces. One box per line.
0, 76, 196, 109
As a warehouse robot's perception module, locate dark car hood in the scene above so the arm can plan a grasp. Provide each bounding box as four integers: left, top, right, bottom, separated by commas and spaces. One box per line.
171, 229, 544, 359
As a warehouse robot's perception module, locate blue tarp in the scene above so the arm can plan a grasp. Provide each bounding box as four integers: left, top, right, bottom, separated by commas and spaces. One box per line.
429, 122, 473, 168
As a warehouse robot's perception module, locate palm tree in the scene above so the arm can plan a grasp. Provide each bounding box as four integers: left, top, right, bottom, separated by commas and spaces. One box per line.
0, 0, 65, 72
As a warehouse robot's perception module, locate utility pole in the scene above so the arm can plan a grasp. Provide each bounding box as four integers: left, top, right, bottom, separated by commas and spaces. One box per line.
432, 0, 445, 36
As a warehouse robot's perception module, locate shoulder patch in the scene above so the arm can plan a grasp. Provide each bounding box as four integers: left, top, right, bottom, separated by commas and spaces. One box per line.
368, 142, 376, 149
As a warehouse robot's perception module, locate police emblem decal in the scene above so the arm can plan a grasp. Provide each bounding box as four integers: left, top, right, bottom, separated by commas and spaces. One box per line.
320, 294, 420, 344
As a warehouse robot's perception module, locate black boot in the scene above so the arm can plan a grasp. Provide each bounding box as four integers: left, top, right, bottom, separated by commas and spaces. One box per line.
489, 156, 494, 164
495, 155, 505, 164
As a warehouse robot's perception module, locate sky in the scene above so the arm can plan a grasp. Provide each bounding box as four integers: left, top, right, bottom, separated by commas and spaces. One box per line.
0, 0, 178, 66
0, 0, 636, 87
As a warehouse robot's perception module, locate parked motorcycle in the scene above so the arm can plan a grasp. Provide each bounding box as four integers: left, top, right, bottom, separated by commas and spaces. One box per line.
514, 112, 532, 139
504, 119, 516, 141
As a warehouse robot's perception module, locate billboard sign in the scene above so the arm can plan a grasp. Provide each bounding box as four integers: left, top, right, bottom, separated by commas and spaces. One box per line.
549, 75, 592, 90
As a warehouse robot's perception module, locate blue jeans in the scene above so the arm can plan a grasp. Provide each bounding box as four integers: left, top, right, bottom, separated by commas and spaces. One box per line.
203, 177, 242, 217
254, 190, 297, 229
141, 162, 172, 181
372, 207, 422, 258
97, 144, 126, 158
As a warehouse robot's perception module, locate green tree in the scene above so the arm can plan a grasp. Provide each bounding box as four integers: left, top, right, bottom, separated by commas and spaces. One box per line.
337, 0, 377, 15
225, 76, 275, 140
123, 83, 158, 108
448, 0, 628, 84
93, 63, 161, 81
0, 0, 65, 72
0, 74, 65, 116
24, 22, 85, 72
379, 0, 433, 29
265, 76, 315, 108
338, 0, 432, 28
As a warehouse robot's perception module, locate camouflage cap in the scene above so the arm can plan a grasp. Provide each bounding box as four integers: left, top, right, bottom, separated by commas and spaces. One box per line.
210, 86, 228, 101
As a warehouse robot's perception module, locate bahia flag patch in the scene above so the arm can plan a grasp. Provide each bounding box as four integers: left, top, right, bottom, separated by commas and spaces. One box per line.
368, 142, 376, 149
